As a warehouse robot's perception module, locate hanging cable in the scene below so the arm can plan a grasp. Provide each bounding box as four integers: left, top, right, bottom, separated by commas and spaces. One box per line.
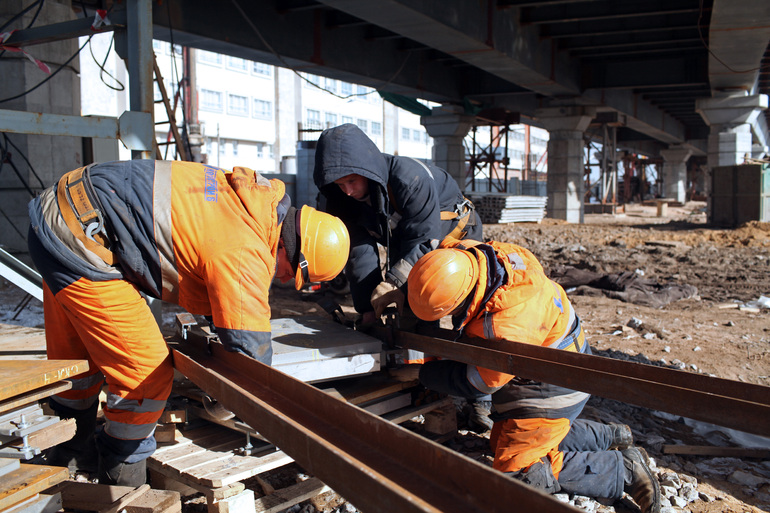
0, 35, 92, 104
2, 135, 45, 189
0, 0, 44, 34
88, 34, 124, 91
229, 0, 411, 101
0, 0, 45, 61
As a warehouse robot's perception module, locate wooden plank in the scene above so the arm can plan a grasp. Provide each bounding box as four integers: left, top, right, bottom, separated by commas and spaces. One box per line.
0, 464, 68, 510
663, 444, 770, 459
0, 382, 71, 415
125, 489, 182, 513
321, 374, 415, 406
183, 451, 294, 489
382, 397, 453, 425
3, 493, 62, 513
0, 360, 89, 401
8, 418, 76, 452
253, 478, 330, 513
0, 324, 46, 360
49, 482, 180, 513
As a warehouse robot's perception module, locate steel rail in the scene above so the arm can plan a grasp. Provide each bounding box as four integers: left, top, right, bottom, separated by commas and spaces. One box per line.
170, 336, 579, 513
380, 327, 770, 437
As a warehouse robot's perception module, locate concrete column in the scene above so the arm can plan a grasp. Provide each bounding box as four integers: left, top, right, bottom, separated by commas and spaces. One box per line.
421, 105, 474, 190
695, 94, 767, 213
659, 145, 693, 204
535, 106, 596, 223
0, 1, 81, 256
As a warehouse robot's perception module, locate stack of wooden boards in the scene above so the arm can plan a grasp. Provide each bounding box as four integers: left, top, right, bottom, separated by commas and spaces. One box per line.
0, 326, 181, 513
469, 194, 547, 223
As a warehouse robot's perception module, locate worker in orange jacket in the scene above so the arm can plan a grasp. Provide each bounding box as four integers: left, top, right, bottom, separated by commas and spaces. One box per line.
27, 160, 349, 486
403, 238, 661, 513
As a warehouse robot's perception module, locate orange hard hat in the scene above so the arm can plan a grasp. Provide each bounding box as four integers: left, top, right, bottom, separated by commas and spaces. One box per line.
408, 248, 479, 321
295, 205, 350, 290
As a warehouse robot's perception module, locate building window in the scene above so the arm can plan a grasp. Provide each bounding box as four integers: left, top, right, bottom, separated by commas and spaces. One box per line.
171, 44, 183, 56
401, 128, 410, 140
324, 77, 337, 93
200, 89, 223, 112
340, 82, 352, 96
304, 74, 321, 87
198, 50, 222, 66
256, 142, 265, 158
412, 129, 421, 141
306, 109, 321, 129
342, 116, 353, 125
253, 99, 272, 120
228, 94, 249, 116
232, 140, 238, 157
356, 119, 368, 133
371, 122, 382, 136
356, 84, 368, 97
252, 62, 272, 76
226, 56, 248, 72
325, 113, 338, 127
152, 40, 165, 53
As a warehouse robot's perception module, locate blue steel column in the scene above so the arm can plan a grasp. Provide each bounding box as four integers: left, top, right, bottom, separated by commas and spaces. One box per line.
127, 0, 154, 160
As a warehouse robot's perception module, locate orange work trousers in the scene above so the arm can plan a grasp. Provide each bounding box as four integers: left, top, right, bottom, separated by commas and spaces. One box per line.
43, 278, 173, 442
490, 417, 571, 477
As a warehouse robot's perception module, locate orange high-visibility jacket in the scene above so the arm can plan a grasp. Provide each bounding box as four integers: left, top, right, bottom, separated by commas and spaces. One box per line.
442, 238, 588, 416
29, 160, 289, 360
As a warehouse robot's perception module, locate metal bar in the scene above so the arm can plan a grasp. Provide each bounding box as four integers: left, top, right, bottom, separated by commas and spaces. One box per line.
170, 338, 579, 513
384, 328, 770, 437
0, 109, 119, 140
1, 11, 125, 48
127, 0, 155, 159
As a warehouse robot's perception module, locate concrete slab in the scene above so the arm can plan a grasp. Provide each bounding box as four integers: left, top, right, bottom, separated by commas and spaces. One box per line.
270, 317, 383, 382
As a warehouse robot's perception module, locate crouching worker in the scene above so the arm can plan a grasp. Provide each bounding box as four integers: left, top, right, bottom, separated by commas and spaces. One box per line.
401, 238, 661, 513
28, 160, 350, 486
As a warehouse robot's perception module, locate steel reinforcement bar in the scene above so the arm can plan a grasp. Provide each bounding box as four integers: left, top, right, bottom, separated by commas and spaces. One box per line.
170, 336, 579, 513
382, 327, 770, 437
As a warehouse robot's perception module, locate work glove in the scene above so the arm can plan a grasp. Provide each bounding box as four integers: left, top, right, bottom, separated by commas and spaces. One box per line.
370, 279, 405, 318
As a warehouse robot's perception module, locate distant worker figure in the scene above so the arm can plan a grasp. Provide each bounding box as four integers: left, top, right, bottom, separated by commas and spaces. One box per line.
403, 238, 661, 513
28, 160, 349, 486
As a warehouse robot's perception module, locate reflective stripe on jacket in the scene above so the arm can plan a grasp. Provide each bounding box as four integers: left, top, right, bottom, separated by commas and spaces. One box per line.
441, 239, 589, 419
29, 160, 288, 358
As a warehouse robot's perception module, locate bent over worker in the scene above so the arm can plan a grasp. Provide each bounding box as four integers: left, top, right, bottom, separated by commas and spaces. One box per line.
404, 239, 661, 513
27, 160, 350, 486
313, 123, 482, 330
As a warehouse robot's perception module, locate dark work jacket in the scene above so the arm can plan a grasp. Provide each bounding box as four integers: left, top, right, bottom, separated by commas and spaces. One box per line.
313, 123, 481, 313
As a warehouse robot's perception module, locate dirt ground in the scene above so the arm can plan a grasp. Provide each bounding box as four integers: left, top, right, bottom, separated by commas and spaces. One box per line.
268, 200, 770, 513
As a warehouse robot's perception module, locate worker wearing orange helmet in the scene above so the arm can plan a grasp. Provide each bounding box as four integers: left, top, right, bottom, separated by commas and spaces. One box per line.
27, 160, 349, 486
405, 239, 661, 513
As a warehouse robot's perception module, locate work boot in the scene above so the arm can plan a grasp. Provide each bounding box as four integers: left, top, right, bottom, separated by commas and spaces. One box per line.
468, 399, 494, 432
622, 448, 661, 513
45, 401, 99, 475
98, 454, 147, 487
609, 423, 634, 450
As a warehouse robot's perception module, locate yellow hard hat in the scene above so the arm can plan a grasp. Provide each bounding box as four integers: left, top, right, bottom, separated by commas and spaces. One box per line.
295, 205, 350, 290
408, 248, 479, 321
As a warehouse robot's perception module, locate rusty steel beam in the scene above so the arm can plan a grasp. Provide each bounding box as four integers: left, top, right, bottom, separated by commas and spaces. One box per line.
382, 328, 770, 437
170, 336, 579, 513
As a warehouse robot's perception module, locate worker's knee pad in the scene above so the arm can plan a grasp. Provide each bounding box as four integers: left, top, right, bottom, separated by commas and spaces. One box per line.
506, 458, 561, 494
